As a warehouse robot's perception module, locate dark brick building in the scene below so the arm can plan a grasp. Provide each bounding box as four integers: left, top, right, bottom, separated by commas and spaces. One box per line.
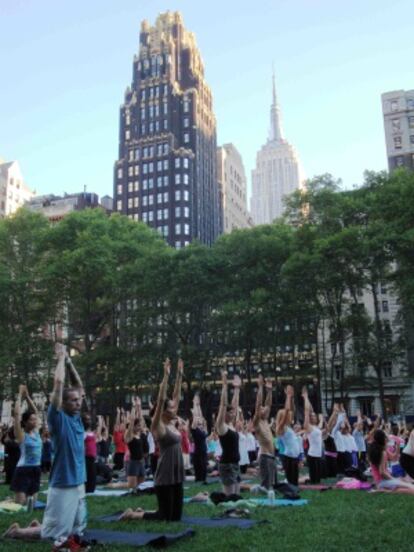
113, 11, 222, 247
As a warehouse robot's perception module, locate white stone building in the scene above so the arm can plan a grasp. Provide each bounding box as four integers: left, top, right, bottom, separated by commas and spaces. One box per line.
382, 89, 414, 171
251, 74, 304, 224
217, 143, 253, 233
0, 159, 34, 218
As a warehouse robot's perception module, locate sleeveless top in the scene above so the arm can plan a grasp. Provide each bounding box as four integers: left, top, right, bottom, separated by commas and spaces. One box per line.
219, 428, 240, 464
17, 431, 42, 467
154, 427, 185, 486
128, 434, 148, 461
84, 431, 97, 458
279, 427, 300, 459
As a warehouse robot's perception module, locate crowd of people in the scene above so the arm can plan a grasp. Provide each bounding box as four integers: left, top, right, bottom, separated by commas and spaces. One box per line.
1, 346, 414, 550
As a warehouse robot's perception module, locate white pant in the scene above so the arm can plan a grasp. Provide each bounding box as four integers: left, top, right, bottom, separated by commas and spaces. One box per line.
41, 485, 87, 541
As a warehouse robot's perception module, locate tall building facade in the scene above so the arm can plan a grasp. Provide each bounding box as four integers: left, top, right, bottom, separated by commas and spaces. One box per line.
382, 89, 414, 171
251, 75, 304, 224
0, 159, 34, 218
217, 143, 253, 233
114, 11, 221, 248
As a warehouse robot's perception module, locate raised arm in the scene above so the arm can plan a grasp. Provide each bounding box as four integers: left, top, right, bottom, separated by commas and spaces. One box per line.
66, 355, 85, 397
51, 343, 66, 410
253, 374, 264, 425
265, 378, 273, 411
231, 374, 241, 421
23, 386, 39, 418
276, 385, 294, 436
327, 403, 340, 433
216, 370, 228, 436
302, 386, 312, 433
150, 358, 170, 438
172, 358, 184, 415
13, 386, 25, 443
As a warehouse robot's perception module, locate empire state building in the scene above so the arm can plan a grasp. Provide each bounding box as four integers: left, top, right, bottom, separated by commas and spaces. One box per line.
251, 74, 304, 224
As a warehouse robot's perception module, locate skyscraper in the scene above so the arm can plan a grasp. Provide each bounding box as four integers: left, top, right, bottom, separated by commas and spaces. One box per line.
251, 74, 304, 224
382, 89, 414, 171
217, 143, 253, 233
113, 11, 221, 247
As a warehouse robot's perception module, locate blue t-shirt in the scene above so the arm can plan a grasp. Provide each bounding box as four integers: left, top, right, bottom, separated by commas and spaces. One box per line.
17, 431, 42, 467
47, 404, 85, 487
280, 427, 301, 459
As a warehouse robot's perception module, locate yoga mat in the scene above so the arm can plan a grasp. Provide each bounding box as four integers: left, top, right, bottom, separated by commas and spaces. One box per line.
89, 489, 131, 497
84, 528, 195, 547
299, 484, 332, 491
34, 500, 46, 510
96, 512, 261, 529
251, 498, 308, 507
181, 515, 262, 529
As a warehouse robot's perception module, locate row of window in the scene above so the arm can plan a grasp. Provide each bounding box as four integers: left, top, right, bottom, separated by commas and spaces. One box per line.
394, 135, 414, 149
127, 143, 170, 161
391, 116, 414, 132
140, 102, 168, 119
118, 158, 190, 180
390, 98, 414, 112
117, 190, 190, 210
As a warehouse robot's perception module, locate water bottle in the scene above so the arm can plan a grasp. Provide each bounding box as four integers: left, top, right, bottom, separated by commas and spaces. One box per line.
267, 489, 275, 505
26, 496, 34, 513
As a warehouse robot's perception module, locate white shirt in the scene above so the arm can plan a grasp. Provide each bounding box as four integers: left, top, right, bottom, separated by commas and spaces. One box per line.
307, 426, 323, 458
342, 434, 357, 453
238, 432, 250, 466
147, 432, 155, 455
403, 430, 414, 456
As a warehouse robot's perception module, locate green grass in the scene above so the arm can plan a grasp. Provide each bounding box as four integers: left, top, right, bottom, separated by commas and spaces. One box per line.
0, 480, 412, 551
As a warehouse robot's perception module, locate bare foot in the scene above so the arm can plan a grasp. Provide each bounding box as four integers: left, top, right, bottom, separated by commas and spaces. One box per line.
2, 522, 20, 538
134, 507, 144, 512
29, 520, 41, 528
118, 508, 133, 520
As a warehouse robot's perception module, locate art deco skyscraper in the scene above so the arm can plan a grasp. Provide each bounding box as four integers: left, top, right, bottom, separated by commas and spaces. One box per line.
251, 74, 304, 224
114, 12, 221, 247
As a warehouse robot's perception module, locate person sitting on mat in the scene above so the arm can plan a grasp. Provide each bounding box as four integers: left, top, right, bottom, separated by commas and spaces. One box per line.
253, 374, 277, 491
10, 384, 42, 505
119, 358, 185, 522
216, 370, 242, 496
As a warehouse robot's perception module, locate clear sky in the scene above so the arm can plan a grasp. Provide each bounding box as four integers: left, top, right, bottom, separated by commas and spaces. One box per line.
1, 0, 413, 200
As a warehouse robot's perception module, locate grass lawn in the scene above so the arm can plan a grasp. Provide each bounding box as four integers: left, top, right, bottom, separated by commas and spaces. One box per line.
0, 480, 412, 551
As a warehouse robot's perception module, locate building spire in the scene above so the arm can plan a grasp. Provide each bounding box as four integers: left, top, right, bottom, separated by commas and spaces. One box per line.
269, 67, 284, 143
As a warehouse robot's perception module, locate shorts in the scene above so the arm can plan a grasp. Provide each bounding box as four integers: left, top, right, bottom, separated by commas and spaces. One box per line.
127, 459, 145, 478
377, 478, 414, 491
259, 453, 277, 489
41, 484, 87, 542
218, 462, 241, 486
10, 466, 41, 495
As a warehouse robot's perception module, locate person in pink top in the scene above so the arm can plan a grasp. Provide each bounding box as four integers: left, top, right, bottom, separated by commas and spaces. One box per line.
368, 429, 414, 494
82, 413, 97, 493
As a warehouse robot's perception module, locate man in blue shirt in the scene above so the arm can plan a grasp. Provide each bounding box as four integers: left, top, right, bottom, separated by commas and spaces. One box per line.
3, 344, 88, 550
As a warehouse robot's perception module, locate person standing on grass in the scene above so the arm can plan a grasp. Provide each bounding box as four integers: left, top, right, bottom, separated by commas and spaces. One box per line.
253, 374, 277, 490
302, 386, 323, 484
215, 370, 242, 496
120, 358, 185, 522
82, 412, 97, 494
3, 343, 89, 550
10, 384, 42, 505
191, 393, 208, 484
276, 385, 300, 486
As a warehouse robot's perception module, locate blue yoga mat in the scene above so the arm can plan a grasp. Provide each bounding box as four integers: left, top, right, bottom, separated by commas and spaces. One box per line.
84, 527, 194, 547
96, 512, 262, 529
251, 498, 308, 507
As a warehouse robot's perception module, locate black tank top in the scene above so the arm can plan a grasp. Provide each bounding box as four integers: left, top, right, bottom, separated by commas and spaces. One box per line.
128, 434, 148, 461
219, 428, 240, 464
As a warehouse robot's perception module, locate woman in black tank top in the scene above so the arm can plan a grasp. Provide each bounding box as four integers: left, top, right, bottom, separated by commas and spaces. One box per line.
216, 370, 242, 496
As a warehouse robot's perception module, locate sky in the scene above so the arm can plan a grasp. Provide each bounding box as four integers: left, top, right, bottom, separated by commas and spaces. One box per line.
1, 0, 413, 200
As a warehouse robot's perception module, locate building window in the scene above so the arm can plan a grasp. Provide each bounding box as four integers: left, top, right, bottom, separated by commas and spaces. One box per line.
142, 196, 148, 206
163, 119, 168, 130
117, 168, 123, 179
157, 193, 163, 204
359, 397, 374, 417
157, 144, 163, 156
184, 206, 190, 218
148, 211, 154, 221
391, 118, 400, 131
157, 161, 163, 171
163, 208, 168, 219
396, 156, 404, 167
163, 176, 169, 186
148, 195, 154, 205
163, 143, 169, 155
175, 224, 181, 235
125, 130, 130, 140
175, 206, 181, 217
184, 224, 190, 235
157, 209, 163, 221
117, 184, 122, 195
184, 99, 190, 112
175, 190, 181, 201
141, 124, 145, 134
183, 157, 189, 168
117, 200, 122, 210
394, 136, 402, 149
175, 241, 181, 249
184, 132, 190, 143
134, 197, 139, 207
148, 162, 154, 173
184, 117, 189, 127
183, 190, 189, 201
410, 135, 414, 144
382, 300, 389, 313
128, 182, 133, 192
142, 212, 148, 222
141, 107, 146, 119
175, 174, 181, 184
134, 165, 139, 175
183, 174, 189, 185
163, 192, 169, 202
390, 100, 398, 112
157, 176, 163, 187
128, 149, 134, 161
409, 117, 414, 129
408, 99, 414, 109
175, 158, 180, 168
163, 160, 168, 170
143, 164, 148, 174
